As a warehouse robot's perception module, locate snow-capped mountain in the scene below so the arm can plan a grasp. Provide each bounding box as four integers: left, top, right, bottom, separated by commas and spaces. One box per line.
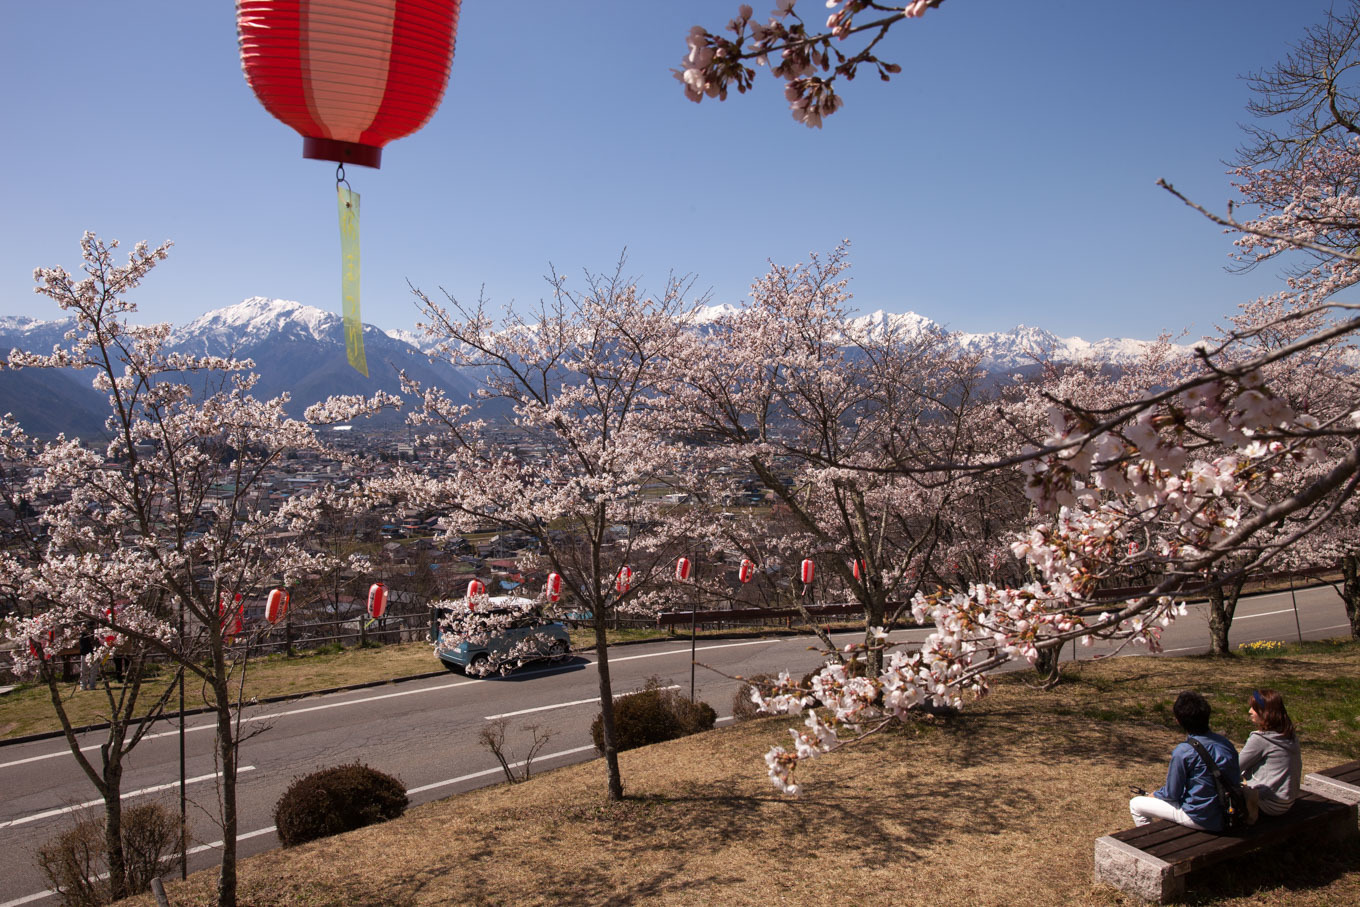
848, 309, 1186, 370
1, 298, 1192, 438
385, 327, 429, 351
172, 297, 337, 349
167, 298, 478, 425
0, 298, 480, 435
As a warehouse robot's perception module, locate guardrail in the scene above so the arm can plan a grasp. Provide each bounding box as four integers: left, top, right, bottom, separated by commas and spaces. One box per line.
654, 566, 1343, 630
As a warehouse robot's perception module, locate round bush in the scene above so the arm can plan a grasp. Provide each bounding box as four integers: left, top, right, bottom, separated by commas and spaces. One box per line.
671, 696, 717, 735
273, 763, 408, 847
590, 679, 717, 753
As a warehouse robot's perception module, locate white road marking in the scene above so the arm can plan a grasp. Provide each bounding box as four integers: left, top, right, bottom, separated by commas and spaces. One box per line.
1, 639, 784, 771
405, 744, 598, 795
1234, 607, 1308, 621
185, 823, 279, 856
0, 766, 255, 830
0, 679, 482, 771
1, 743, 615, 907
485, 685, 680, 720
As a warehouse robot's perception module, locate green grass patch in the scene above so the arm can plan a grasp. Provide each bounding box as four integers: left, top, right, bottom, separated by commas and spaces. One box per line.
1049, 638, 1360, 759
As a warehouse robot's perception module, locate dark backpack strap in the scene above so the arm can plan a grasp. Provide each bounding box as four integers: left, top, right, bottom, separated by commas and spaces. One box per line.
1185, 737, 1225, 784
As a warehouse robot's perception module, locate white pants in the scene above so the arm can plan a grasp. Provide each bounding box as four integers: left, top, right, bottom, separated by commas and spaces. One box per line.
1129, 795, 1208, 830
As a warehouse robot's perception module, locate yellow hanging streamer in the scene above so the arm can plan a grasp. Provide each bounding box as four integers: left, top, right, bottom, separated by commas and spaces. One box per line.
338, 185, 368, 376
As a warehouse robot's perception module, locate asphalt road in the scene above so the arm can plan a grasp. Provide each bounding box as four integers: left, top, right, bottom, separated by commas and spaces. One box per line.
0, 584, 1351, 905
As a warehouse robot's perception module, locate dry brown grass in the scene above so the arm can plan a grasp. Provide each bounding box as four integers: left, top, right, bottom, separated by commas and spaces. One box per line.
126, 648, 1360, 906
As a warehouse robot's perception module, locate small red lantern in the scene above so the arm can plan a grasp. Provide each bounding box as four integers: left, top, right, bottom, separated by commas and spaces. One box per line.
467, 578, 486, 601
800, 559, 815, 585
852, 559, 864, 581
29, 630, 55, 662
218, 594, 244, 638
615, 566, 633, 594
265, 588, 289, 624
103, 606, 119, 646
367, 582, 388, 619
237, 0, 462, 169
738, 558, 755, 584
675, 557, 692, 582
545, 572, 562, 603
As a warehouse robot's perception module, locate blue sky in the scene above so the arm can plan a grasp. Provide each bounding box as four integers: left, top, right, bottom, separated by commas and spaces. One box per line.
0, 1, 1342, 341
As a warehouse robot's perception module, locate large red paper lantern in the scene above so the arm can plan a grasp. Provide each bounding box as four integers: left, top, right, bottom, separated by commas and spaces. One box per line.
545, 573, 562, 603
367, 582, 388, 619
675, 557, 692, 582
265, 588, 290, 624
738, 558, 755, 584
800, 559, 815, 585
615, 566, 633, 594
237, 0, 462, 169
466, 579, 486, 601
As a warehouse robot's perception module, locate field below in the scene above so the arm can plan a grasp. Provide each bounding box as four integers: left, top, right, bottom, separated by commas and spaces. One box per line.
124, 641, 1360, 906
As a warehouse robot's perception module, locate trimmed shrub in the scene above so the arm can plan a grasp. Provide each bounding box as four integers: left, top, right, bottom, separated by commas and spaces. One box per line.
120, 802, 184, 895
37, 816, 105, 907
590, 677, 718, 753
35, 802, 182, 907
273, 763, 408, 847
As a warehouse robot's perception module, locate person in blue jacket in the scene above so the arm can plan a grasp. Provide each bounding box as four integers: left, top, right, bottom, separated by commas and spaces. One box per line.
1129, 690, 1241, 831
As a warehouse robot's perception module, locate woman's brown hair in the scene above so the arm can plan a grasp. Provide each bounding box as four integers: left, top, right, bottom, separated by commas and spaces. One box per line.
1250, 688, 1295, 740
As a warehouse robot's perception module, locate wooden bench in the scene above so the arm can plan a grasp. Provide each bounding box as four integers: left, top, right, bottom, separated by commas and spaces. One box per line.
1094, 785, 1357, 902
1301, 758, 1360, 806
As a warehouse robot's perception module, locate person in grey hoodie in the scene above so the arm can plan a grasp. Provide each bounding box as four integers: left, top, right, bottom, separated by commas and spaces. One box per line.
1240, 688, 1302, 817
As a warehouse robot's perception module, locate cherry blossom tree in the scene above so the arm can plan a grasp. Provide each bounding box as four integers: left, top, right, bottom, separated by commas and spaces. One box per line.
678, 1, 946, 127
689, 219, 1357, 793
1237, 0, 1360, 168
661, 246, 1019, 673
379, 262, 698, 800
1, 234, 339, 907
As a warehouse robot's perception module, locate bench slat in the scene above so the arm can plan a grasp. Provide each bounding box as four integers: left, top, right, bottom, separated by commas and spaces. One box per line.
1112, 823, 1204, 850
1099, 765, 1360, 904
1114, 793, 1346, 864
1315, 759, 1360, 786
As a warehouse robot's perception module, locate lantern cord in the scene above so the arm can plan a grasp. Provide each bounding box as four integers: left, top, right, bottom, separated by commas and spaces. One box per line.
336, 164, 353, 206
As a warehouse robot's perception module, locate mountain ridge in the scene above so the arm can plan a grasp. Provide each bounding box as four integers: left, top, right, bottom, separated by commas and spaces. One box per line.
1, 298, 1188, 438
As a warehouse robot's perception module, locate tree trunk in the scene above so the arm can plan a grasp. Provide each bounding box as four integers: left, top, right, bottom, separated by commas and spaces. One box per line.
102, 754, 126, 900
213, 679, 239, 907
1033, 641, 1061, 685
1206, 575, 1247, 656
1343, 552, 1360, 640
592, 617, 624, 800
864, 595, 886, 676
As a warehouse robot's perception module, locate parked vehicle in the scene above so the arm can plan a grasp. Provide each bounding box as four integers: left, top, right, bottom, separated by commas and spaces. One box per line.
433, 605, 570, 674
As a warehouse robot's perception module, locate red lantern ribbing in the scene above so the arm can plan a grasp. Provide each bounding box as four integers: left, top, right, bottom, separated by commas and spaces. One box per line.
367, 582, 388, 619
237, 0, 462, 169
266, 588, 290, 624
